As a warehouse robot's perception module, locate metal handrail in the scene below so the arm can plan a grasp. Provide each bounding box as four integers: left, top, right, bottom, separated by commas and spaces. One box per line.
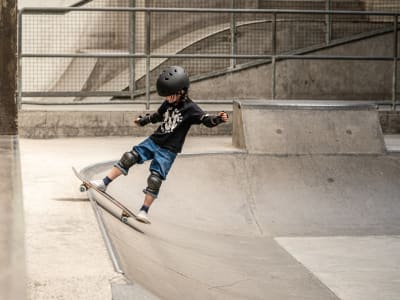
18, 7, 400, 16
18, 7, 400, 110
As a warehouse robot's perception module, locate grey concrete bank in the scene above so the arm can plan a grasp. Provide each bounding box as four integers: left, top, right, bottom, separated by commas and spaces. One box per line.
0, 136, 26, 300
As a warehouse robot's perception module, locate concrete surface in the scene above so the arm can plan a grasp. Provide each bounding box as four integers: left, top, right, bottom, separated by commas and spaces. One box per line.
0, 136, 26, 300
20, 137, 120, 300
232, 100, 386, 154
19, 136, 236, 299
76, 102, 400, 300
84, 152, 400, 300
276, 236, 400, 300
18, 133, 400, 299
384, 134, 400, 152
17, 101, 400, 299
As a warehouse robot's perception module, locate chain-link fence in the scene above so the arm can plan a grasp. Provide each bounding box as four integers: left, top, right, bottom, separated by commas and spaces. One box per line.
19, 3, 400, 108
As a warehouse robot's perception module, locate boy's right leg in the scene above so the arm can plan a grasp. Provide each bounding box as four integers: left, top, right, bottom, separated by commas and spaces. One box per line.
91, 150, 140, 192
90, 167, 121, 192
136, 193, 156, 224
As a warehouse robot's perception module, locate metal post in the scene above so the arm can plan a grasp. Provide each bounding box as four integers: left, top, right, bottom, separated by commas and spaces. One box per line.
145, 10, 151, 110
393, 15, 398, 110
272, 12, 277, 56
128, 0, 136, 100
272, 13, 277, 100
325, 0, 332, 44
272, 56, 276, 100
230, 0, 237, 69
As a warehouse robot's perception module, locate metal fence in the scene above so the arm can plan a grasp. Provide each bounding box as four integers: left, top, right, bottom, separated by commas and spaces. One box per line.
18, 6, 400, 109
38, 0, 400, 11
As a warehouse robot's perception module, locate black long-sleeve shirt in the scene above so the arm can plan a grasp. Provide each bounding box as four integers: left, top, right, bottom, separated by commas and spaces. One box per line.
148, 99, 221, 153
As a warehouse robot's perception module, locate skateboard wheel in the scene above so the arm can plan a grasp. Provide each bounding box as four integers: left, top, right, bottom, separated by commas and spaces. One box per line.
121, 216, 129, 223
79, 184, 87, 192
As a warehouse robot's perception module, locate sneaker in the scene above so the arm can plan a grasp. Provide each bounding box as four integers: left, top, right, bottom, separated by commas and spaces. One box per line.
90, 179, 107, 192
136, 210, 151, 224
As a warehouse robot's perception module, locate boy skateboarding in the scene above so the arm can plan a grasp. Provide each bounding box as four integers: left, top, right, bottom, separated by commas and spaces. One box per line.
90, 66, 228, 223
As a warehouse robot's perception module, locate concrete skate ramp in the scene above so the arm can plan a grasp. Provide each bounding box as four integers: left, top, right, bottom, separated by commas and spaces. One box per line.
88, 152, 400, 300
85, 102, 400, 299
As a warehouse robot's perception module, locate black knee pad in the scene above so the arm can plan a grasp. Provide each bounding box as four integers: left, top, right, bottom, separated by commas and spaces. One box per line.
145, 171, 163, 197
118, 150, 139, 170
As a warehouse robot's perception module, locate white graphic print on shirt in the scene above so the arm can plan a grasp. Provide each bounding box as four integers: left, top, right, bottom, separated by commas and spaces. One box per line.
161, 108, 183, 133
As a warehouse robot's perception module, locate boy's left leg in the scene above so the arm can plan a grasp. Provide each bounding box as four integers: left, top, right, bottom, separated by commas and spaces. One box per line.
136, 193, 156, 224
90, 167, 122, 192
136, 171, 163, 224
136, 148, 177, 223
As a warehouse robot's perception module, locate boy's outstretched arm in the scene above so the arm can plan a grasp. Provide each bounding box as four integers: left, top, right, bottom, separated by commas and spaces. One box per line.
201, 111, 229, 127
135, 112, 163, 126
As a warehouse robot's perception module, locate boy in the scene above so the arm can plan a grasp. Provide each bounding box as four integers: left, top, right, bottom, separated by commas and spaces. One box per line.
91, 66, 228, 223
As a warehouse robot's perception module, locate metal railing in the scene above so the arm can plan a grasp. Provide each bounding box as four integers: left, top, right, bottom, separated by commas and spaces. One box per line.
18, 7, 400, 109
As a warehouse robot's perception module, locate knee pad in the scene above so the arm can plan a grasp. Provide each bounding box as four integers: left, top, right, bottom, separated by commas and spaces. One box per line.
118, 150, 139, 170
145, 171, 163, 197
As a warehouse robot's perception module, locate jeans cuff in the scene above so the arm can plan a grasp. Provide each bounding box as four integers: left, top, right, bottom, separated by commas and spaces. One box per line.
114, 163, 128, 176
143, 189, 158, 199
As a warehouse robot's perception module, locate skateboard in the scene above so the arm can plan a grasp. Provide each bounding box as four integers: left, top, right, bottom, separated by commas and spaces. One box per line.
72, 167, 149, 224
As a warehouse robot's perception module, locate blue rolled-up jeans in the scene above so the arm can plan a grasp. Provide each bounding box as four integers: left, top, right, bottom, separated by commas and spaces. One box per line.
115, 137, 177, 181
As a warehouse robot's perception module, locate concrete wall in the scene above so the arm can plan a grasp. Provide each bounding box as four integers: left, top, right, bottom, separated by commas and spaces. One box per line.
18, 106, 400, 138
187, 31, 399, 101
19, 109, 232, 138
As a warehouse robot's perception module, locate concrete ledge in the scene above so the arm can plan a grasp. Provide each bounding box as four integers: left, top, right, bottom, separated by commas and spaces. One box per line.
19, 110, 232, 138
233, 100, 386, 155
18, 104, 400, 139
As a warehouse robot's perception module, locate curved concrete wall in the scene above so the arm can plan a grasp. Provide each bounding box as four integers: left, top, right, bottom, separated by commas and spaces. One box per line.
21, 0, 130, 93
21, 0, 257, 95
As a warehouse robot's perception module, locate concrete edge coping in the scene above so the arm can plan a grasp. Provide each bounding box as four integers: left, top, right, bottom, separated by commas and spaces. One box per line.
234, 99, 378, 110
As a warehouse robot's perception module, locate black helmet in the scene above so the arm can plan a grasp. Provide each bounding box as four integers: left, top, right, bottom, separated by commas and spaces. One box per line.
156, 66, 190, 97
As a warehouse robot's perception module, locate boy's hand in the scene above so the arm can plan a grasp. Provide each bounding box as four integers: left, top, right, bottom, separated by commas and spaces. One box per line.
135, 114, 151, 126
134, 116, 143, 126
218, 111, 229, 122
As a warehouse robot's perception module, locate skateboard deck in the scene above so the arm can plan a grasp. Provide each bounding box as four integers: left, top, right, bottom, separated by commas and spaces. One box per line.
72, 167, 150, 224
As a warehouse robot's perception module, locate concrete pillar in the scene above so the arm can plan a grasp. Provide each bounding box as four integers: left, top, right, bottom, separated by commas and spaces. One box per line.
0, 0, 18, 135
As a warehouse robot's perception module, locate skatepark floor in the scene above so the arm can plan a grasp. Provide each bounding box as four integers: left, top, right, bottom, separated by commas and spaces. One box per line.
19, 136, 237, 300
19, 134, 400, 299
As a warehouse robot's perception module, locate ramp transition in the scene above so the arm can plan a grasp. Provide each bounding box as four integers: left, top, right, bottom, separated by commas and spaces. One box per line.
84, 101, 400, 300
